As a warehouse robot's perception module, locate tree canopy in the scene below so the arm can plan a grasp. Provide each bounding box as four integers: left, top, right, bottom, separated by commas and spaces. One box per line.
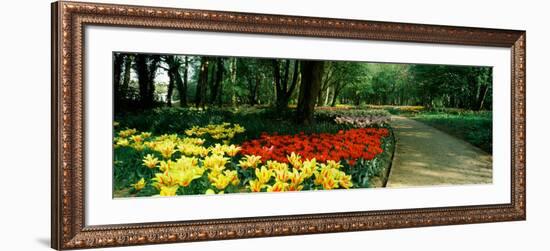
113, 53, 493, 122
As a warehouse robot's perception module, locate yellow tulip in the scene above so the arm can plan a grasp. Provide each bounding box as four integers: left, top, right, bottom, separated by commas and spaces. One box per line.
170, 169, 201, 187
225, 144, 241, 157
302, 158, 317, 172
287, 152, 302, 169
238, 155, 262, 169
155, 141, 176, 159
210, 144, 227, 156
118, 128, 137, 138
300, 159, 317, 179
339, 174, 353, 189
115, 138, 130, 147
180, 137, 204, 145
130, 135, 143, 143
223, 170, 240, 186
203, 154, 229, 171
140, 132, 152, 138
159, 185, 179, 196
248, 179, 265, 192
179, 144, 209, 157
255, 166, 273, 184
173, 156, 199, 170
144, 141, 157, 149
313, 171, 325, 186
233, 124, 245, 133
142, 154, 160, 169
289, 169, 304, 186
132, 142, 145, 151
184, 126, 198, 136
211, 174, 231, 190
274, 169, 291, 182
326, 160, 343, 169
266, 160, 288, 171
185, 123, 245, 142
157, 134, 178, 142
159, 160, 174, 172
266, 181, 289, 192
132, 178, 146, 191
288, 183, 303, 191
321, 177, 339, 190
152, 172, 176, 188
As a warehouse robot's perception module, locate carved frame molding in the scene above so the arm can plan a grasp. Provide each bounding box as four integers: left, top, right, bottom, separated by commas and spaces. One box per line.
51, 1, 526, 249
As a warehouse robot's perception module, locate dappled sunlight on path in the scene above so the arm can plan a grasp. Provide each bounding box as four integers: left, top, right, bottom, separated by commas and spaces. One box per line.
386, 116, 492, 187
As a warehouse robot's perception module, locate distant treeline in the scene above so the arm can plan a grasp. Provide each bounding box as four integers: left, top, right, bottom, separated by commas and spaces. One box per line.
113, 53, 492, 121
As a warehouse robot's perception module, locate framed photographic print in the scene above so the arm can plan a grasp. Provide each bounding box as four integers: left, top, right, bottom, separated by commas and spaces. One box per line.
51, 1, 526, 249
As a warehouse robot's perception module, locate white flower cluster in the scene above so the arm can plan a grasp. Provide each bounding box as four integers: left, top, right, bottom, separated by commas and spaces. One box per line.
334, 115, 390, 127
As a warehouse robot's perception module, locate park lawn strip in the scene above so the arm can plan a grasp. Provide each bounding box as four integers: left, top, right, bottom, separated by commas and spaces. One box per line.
411, 112, 492, 154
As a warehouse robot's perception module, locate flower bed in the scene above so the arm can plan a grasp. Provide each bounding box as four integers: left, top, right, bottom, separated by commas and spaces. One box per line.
240, 128, 389, 165
113, 122, 394, 197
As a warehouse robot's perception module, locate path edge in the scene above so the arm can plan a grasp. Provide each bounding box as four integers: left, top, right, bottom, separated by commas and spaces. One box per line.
382, 125, 397, 187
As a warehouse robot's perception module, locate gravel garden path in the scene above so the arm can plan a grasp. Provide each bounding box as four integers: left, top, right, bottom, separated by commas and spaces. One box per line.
386, 116, 492, 187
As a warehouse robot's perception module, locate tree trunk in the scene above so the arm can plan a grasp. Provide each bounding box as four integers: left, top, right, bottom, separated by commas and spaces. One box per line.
113, 54, 125, 106
166, 72, 174, 107
330, 87, 341, 107
210, 58, 224, 105
296, 61, 324, 125
272, 60, 284, 111
324, 86, 331, 106
477, 84, 489, 110
195, 57, 209, 108
317, 65, 333, 106
273, 60, 300, 112
147, 55, 160, 107
120, 55, 132, 102
178, 56, 189, 107
230, 58, 238, 106
135, 54, 156, 109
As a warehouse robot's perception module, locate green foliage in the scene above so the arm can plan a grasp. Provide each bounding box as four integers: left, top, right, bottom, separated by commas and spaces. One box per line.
115, 107, 353, 144
412, 111, 492, 153
409, 65, 492, 110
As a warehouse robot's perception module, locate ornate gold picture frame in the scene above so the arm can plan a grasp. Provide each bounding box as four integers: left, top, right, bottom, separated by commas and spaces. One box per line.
51, 1, 526, 249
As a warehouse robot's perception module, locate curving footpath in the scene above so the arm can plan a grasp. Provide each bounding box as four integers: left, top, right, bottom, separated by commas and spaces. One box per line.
386, 116, 492, 187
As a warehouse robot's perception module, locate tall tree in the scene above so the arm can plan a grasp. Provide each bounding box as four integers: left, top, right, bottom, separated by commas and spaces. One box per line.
229, 58, 238, 106
113, 53, 125, 106
162, 55, 184, 107
120, 55, 133, 102
210, 58, 225, 105
296, 61, 325, 125
134, 54, 160, 109
248, 75, 262, 105
195, 57, 210, 108
329, 62, 366, 107
178, 56, 189, 107
272, 59, 300, 112
317, 62, 336, 106
235, 58, 269, 106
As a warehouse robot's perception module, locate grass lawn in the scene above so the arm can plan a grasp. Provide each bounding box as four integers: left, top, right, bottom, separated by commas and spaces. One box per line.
411, 111, 492, 154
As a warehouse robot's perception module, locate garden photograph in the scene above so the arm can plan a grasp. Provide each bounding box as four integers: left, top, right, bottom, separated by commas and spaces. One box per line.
112, 52, 493, 198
